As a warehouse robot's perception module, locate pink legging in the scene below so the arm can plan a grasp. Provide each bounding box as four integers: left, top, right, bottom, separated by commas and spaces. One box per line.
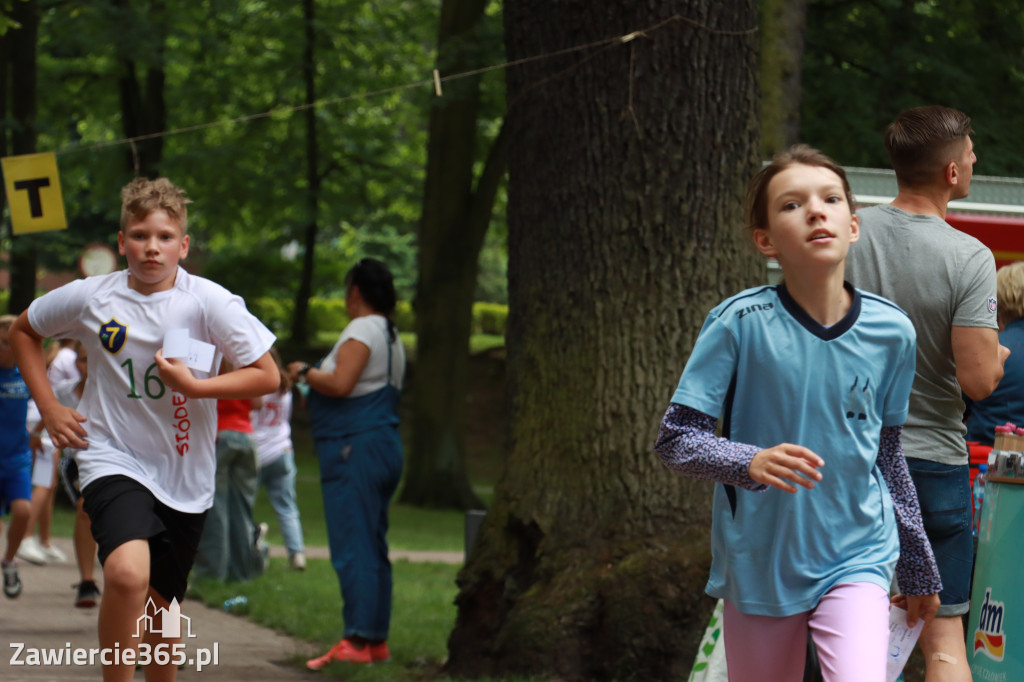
723, 582, 889, 682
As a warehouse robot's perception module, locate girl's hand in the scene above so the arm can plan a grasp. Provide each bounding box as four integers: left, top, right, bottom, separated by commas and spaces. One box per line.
154, 349, 198, 396
891, 593, 940, 628
749, 444, 824, 493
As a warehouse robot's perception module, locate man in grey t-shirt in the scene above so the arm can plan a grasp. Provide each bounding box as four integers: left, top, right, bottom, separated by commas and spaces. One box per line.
846, 105, 1008, 682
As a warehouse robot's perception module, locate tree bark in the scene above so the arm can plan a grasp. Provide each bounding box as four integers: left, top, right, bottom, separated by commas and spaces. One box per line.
115, 0, 167, 177
759, 0, 807, 157
447, 2, 762, 679
6, 0, 40, 314
291, 0, 319, 347
402, 0, 504, 509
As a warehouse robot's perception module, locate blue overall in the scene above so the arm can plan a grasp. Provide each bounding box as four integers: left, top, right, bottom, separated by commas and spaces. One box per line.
308, 346, 403, 642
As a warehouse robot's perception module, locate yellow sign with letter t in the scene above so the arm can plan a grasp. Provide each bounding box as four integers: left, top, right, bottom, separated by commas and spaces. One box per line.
1, 152, 67, 234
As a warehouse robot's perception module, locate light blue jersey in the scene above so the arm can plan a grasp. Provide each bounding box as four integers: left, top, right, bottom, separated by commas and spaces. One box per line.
671, 283, 916, 616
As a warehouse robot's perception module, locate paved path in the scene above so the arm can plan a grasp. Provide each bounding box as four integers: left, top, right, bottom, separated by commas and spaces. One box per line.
0, 537, 462, 681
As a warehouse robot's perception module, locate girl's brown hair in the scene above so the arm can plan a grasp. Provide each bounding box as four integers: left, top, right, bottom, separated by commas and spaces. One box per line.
745, 144, 855, 233
270, 347, 292, 394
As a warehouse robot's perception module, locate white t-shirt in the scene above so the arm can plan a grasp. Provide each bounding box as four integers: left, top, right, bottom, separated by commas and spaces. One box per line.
27, 267, 276, 513
320, 315, 405, 396
47, 346, 81, 385
251, 389, 293, 466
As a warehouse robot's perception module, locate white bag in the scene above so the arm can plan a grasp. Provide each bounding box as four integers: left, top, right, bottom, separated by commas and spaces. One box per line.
688, 599, 728, 682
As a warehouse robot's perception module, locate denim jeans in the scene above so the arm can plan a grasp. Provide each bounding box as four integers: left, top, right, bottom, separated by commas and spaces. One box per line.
316, 426, 403, 642
258, 450, 305, 556
905, 457, 973, 616
193, 430, 264, 582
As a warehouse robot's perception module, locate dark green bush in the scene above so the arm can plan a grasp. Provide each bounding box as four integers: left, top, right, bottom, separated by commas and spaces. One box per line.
394, 300, 415, 332
473, 302, 508, 336
245, 295, 507, 339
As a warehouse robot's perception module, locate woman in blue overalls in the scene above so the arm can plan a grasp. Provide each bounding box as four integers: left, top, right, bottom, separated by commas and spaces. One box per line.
288, 258, 406, 669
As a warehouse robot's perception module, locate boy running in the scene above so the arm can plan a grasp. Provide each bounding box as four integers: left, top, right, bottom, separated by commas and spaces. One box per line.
10, 177, 279, 682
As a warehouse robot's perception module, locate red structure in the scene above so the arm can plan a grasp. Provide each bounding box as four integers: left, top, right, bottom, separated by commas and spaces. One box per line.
948, 213, 1024, 269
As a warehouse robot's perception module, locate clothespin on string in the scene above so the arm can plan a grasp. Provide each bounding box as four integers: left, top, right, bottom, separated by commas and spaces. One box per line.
433, 69, 443, 97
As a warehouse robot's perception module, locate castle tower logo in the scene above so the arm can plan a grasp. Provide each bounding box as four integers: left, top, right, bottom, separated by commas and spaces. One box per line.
134, 597, 197, 640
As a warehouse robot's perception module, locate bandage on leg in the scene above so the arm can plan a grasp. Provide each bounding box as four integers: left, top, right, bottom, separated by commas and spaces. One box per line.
931, 652, 959, 664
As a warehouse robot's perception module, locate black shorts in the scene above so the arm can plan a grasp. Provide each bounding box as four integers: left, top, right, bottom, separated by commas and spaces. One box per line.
82, 475, 207, 603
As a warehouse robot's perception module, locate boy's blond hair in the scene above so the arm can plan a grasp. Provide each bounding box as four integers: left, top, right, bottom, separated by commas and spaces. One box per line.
120, 177, 192, 233
0, 314, 16, 331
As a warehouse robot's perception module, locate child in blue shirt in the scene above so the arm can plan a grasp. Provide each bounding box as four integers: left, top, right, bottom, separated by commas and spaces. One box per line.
0, 314, 33, 598
655, 145, 941, 680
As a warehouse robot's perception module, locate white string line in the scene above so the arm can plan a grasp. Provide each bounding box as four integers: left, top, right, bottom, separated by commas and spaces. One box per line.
57, 12, 756, 157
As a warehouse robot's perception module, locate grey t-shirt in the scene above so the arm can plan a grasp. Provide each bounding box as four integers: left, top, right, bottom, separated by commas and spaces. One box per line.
846, 204, 998, 465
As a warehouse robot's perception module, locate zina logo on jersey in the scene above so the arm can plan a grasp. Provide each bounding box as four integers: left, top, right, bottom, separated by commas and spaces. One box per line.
973, 587, 1006, 661
99, 319, 128, 354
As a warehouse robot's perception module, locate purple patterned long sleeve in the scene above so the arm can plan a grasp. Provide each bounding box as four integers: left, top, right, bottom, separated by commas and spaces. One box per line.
654, 403, 766, 491
875, 425, 943, 597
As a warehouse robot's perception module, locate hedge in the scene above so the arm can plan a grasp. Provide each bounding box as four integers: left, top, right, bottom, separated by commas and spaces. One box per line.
249, 297, 506, 340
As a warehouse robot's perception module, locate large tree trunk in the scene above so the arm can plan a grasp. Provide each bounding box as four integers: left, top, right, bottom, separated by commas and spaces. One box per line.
115, 0, 167, 177
6, 0, 40, 314
402, 0, 505, 509
291, 0, 320, 347
759, 0, 807, 157
446, 2, 762, 679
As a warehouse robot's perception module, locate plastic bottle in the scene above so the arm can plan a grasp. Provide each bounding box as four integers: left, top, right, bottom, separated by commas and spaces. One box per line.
223, 595, 248, 612
973, 464, 987, 534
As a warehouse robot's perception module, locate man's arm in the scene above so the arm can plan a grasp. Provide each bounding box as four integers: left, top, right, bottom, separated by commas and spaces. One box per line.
951, 325, 1009, 401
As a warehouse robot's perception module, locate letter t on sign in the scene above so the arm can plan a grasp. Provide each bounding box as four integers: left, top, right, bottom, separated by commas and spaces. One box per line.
13, 177, 50, 217
1, 152, 67, 234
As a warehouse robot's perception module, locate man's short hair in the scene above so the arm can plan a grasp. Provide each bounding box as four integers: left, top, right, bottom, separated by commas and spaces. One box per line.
884, 106, 973, 188
120, 177, 192, 233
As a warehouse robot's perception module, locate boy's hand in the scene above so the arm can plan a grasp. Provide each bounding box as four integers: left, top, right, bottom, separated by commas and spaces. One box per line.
154, 349, 197, 396
41, 404, 88, 450
749, 444, 824, 493
891, 593, 940, 628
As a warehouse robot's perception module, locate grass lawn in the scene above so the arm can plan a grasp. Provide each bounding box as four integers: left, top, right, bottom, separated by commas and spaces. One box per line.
189, 558, 459, 680
44, 339, 511, 681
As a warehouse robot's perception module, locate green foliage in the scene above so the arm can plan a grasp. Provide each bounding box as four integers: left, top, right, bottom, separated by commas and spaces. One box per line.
246, 294, 506, 340
27, 0, 508, 310
472, 301, 507, 335
307, 297, 349, 336
394, 299, 415, 332
803, 0, 1024, 175
249, 296, 292, 337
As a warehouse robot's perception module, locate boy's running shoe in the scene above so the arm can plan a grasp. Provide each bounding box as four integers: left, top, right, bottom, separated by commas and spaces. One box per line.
2, 560, 22, 598
74, 580, 101, 608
